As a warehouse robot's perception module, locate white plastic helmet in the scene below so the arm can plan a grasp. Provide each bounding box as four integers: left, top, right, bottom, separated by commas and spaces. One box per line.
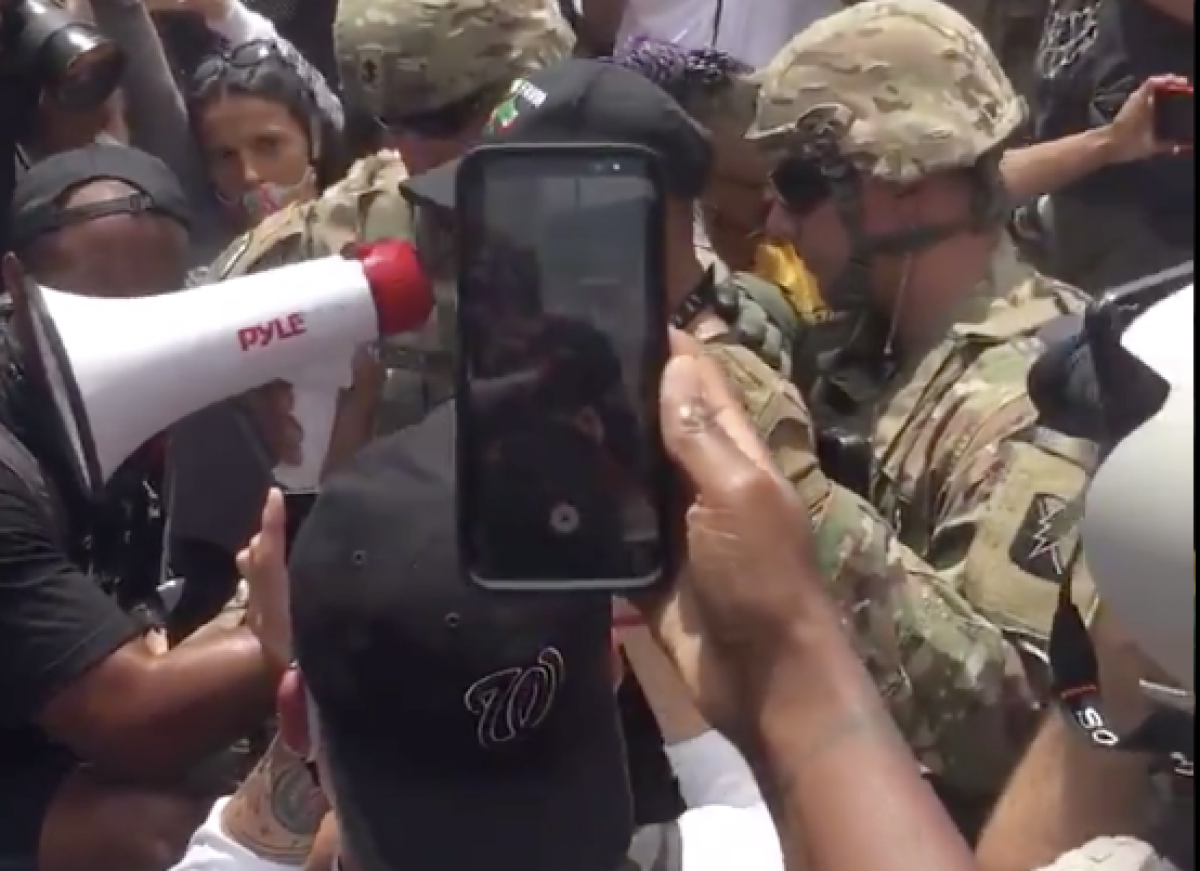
1081, 284, 1194, 702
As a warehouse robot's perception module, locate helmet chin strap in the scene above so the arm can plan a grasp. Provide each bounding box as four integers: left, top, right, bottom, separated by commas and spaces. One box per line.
882, 252, 914, 368
824, 150, 1009, 318
823, 213, 929, 383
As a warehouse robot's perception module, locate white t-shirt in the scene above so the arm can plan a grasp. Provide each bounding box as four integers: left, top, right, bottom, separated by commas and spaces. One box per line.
666, 730, 761, 809
171, 799, 780, 871
170, 798, 292, 871
170, 732, 781, 871
1035, 837, 1183, 871
613, 0, 839, 67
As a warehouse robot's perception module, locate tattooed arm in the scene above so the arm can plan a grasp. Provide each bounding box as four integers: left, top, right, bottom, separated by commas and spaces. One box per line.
735, 579, 979, 871
220, 734, 330, 863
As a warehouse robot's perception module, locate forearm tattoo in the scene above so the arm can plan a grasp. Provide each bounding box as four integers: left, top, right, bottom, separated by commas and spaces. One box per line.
222, 733, 330, 863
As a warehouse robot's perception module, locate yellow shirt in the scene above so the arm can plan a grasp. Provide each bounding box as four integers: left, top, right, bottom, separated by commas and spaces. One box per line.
753, 244, 830, 323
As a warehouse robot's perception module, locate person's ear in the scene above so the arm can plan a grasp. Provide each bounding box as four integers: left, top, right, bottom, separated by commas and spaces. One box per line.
2, 254, 35, 342
3, 253, 28, 308
277, 667, 314, 758
309, 122, 323, 163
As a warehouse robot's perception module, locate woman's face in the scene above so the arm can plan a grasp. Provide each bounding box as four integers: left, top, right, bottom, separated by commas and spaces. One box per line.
198, 93, 317, 225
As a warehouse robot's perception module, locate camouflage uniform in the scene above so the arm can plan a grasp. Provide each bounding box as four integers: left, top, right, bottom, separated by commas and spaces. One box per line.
334, 0, 574, 119
687, 72, 1040, 804
698, 329, 1035, 808
841, 0, 1048, 121
750, 0, 1101, 792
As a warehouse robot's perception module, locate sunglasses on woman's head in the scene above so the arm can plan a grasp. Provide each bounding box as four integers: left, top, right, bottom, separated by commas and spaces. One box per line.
193, 40, 288, 85
219, 39, 285, 68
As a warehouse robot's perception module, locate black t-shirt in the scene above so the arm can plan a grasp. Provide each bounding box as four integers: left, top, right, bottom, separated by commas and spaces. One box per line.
0, 441, 139, 846
1038, 0, 1194, 247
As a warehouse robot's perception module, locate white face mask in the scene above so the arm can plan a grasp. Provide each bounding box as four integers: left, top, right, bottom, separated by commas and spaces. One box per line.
220, 166, 315, 222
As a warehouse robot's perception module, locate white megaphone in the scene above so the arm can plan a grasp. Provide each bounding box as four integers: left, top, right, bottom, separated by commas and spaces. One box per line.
8, 241, 433, 498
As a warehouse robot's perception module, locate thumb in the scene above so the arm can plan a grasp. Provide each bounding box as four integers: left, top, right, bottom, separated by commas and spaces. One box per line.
235, 545, 252, 580
1130, 77, 1158, 109
660, 354, 763, 496
260, 488, 288, 560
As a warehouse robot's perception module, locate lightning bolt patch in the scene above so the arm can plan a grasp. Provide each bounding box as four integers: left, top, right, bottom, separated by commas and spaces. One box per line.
1009, 493, 1080, 584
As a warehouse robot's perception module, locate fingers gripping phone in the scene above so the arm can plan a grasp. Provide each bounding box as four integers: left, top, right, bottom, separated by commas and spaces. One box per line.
454, 143, 672, 592
1153, 82, 1194, 145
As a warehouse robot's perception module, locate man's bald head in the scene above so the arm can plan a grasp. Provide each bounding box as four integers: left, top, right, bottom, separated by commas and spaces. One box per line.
60, 177, 142, 209
15, 183, 188, 305
19, 175, 189, 298
9, 144, 192, 265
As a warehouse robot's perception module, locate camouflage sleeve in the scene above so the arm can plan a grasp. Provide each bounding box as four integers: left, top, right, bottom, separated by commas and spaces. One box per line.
707, 269, 862, 394
710, 272, 799, 380
704, 342, 1036, 803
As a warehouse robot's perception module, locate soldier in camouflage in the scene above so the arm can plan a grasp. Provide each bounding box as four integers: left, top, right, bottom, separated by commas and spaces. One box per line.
750, 0, 1103, 809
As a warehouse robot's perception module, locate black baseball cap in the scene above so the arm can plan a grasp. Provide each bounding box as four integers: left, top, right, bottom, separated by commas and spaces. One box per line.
289, 402, 633, 871
401, 59, 713, 210
9, 143, 191, 253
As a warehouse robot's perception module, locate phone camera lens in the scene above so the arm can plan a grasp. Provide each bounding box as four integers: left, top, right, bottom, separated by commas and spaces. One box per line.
548, 503, 581, 535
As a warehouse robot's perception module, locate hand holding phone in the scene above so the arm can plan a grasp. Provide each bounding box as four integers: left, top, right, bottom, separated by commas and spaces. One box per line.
1152, 81, 1194, 146
1104, 76, 1193, 163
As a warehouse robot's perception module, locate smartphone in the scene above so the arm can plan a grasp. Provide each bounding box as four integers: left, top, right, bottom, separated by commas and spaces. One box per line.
1083, 260, 1193, 443
454, 143, 671, 592
1153, 83, 1194, 145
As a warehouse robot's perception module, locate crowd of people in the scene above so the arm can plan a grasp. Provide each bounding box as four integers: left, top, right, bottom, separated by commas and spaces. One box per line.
0, 0, 1193, 869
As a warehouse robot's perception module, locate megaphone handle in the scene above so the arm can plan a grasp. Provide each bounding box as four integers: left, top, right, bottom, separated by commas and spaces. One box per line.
272, 381, 346, 493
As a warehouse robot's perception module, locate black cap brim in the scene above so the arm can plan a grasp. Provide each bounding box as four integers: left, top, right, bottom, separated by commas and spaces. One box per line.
324, 712, 632, 871
400, 157, 462, 211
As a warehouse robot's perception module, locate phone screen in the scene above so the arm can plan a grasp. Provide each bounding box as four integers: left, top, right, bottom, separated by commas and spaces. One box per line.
1153, 87, 1194, 144
455, 146, 670, 591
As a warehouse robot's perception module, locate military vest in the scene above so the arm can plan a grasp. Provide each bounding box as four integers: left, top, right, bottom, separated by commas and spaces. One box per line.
815, 273, 1097, 642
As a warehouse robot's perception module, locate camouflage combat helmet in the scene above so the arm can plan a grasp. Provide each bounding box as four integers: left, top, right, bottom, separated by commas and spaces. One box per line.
749, 0, 1025, 184
335, 0, 575, 119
